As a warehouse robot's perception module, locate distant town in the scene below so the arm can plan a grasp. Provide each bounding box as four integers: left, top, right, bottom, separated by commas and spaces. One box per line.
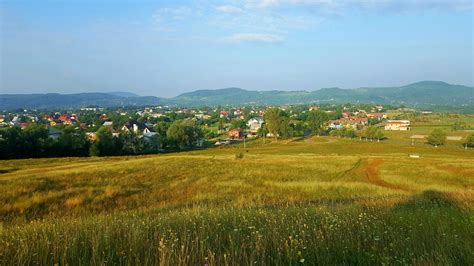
1, 103, 472, 159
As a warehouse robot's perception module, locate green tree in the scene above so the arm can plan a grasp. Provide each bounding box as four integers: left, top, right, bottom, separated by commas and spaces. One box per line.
21, 124, 52, 157
89, 127, 121, 156
279, 116, 293, 139
0, 127, 22, 159
464, 133, 474, 148
55, 126, 90, 156
264, 108, 283, 139
363, 126, 383, 141
257, 124, 268, 138
0, 124, 54, 159
427, 129, 447, 147
120, 133, 146, 155
218, 118, 226, 131
231, 119, 247, 129
306, 110, 328, 136
374, 129, 385, 142
452, 121, 467, 131
166, 120, 203, 149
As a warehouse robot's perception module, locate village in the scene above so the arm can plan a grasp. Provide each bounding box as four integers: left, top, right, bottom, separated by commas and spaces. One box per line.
1, 104, 405, 140
2, 102, 473, 160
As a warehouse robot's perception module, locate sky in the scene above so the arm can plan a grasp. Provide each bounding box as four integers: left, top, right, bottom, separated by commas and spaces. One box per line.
0, 0, 473, 97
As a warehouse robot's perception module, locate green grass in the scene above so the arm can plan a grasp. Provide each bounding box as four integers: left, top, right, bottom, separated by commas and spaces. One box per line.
0, 136, 473, 265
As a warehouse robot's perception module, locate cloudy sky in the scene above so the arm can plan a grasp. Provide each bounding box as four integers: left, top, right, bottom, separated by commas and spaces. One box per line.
1, 0, 472, 97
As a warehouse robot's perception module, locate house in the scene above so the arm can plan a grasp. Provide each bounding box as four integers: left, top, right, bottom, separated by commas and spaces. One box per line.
121, 120, 154, 134
228, 128, 243, 139
103, 121, 113, 127
143, 131, 158, 140
329, 117, 368, 129
18, 122, 31, 129
195, 113, 211, 120
367, 112, 386, 120
384, 120, 410, 131
57, 114, 75, 125
220, 111, 229, 118
247, 117, 264, 132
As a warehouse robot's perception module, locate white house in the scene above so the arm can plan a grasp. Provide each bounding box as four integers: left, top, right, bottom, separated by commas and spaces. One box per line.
247, 117, 264, 132
384, 120, 411, 131
121, 120, 154, 134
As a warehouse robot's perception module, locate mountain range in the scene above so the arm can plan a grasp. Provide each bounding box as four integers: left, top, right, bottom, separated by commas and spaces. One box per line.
1, 81, 473, 110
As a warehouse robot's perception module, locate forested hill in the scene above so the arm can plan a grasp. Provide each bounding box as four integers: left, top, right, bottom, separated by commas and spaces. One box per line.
171, 81, 474, 107
0, 93, 166, 109
1, 81, 473, 109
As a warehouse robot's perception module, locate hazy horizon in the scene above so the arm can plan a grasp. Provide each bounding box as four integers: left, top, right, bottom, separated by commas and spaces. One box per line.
1, 0, 473, 97
1, 80, 473, 98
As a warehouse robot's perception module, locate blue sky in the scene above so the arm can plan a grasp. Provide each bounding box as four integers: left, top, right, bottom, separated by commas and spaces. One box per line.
1, 0, 472, 97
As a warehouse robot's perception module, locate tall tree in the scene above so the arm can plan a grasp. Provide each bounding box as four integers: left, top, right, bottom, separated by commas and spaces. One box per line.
56, 126, 90, 156
427, 129, 447, 147
279, 116, 293, 139
264, 108, 283, 139
166, 120, 203, 149
89, 127, 121, 156
464, 133, 474, 148
306, 110, 329, 136
231, 119, 247, 129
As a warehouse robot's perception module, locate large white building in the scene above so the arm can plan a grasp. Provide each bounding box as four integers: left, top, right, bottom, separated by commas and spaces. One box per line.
384, 120, 411, 131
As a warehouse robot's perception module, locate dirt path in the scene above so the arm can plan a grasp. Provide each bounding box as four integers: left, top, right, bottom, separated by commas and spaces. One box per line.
363, 158, 414, 192
303, 136, 337, 145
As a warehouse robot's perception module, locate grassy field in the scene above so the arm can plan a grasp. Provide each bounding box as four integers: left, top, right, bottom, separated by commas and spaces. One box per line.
0, 137, 473, 265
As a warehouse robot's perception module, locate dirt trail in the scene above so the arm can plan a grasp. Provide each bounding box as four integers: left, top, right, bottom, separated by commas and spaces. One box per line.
303, 136, 336, 145
363, 158, 414, 192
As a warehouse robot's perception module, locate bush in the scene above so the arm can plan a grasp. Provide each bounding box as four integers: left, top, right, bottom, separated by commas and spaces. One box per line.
235, 152, 244, 160
464, 133, 474, 148
427, 129, 447, 147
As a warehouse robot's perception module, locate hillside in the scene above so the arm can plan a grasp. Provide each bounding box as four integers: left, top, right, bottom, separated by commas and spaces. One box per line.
0, 93, 166, 109
1, 81, 473, 109
171, 81, 474, 107
0, 137, 473, 264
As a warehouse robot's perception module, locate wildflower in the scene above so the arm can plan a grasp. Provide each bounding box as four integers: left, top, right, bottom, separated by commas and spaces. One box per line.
299, 258, 305, 263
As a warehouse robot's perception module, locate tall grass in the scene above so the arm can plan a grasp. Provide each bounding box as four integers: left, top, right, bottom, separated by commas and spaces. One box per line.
1, 193, 472, 265
0, 137, 473, 264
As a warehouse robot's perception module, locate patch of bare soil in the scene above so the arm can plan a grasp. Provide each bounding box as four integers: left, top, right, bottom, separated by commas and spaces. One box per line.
363, 158, 414, 192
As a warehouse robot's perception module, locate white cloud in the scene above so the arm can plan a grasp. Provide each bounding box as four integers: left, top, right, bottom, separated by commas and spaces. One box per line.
244, 0, 473, 12
223, 33, 285, 43
215, 5, 244, 13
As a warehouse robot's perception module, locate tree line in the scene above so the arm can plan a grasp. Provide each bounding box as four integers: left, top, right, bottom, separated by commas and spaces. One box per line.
0, 120, 203, 159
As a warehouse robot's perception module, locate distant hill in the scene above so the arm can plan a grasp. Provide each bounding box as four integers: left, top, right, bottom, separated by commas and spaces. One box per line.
0, 93, 166, 109
0, 81, 473, 109
107, 91, 140, 97
171, 81, 474, 107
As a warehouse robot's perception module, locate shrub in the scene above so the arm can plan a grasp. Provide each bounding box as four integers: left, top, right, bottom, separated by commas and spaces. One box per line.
427, 129, 447, 147
235, 152, 244, 160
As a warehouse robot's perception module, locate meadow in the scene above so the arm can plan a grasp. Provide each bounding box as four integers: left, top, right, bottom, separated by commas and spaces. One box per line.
0, 135, 473, 265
